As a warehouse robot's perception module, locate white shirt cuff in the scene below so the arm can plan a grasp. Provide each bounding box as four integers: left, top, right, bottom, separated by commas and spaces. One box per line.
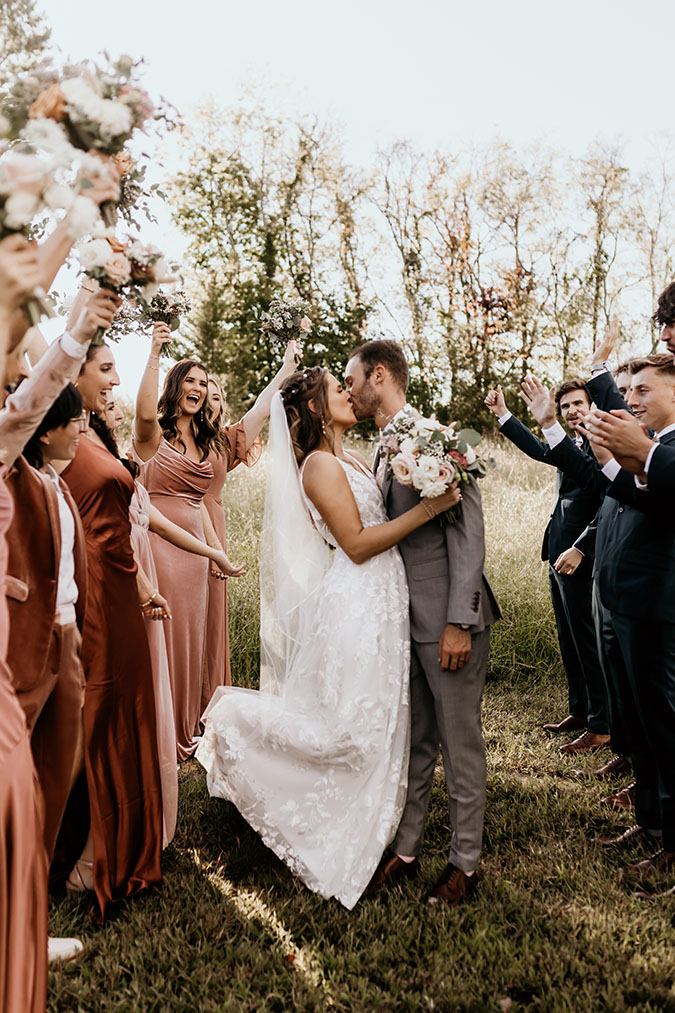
59, 331, 87, 360
498, 411, 512, 426
590, 365, 608, 376
542, 421, 566, 448
602, 459, 621, 482
644, 443, 658, 475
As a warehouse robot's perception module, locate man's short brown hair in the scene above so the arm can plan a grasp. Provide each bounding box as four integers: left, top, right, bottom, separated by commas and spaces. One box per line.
652, 282, 675, 328
628, 353, 675, 378
613, 359, 636, 378
554, 378, 590, 410
348, 339, 409, 392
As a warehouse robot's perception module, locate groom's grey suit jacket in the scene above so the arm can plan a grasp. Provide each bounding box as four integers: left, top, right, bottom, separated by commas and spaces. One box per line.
377, 454, 500, 643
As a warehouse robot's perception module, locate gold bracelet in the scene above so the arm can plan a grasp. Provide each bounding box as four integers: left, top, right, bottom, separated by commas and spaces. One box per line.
422, 498, 437, 520
140, 591, 158, 608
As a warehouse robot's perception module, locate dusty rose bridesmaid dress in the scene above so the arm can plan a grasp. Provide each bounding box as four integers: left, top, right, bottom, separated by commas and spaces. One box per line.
202, 424, 261, 711
134, 438, 212, 761
129, 482, 178, 847
0, 474, 47, 1013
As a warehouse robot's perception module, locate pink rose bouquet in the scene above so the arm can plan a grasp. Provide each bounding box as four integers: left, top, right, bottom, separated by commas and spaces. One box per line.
257, 297, 312, 357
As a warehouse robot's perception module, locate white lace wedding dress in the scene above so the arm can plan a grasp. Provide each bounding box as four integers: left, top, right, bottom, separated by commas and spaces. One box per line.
197, 448, 410, 910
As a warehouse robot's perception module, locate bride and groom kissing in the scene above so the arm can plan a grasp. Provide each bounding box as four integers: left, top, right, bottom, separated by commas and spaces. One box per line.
197, 339, 500, 910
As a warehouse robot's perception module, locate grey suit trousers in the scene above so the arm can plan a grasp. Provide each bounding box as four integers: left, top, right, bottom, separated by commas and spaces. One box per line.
391, 629, 489, 872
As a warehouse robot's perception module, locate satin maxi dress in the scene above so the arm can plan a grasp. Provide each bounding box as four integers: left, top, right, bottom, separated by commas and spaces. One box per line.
134, 437, 212, 761
0, 476, 47, 1013
129, 482, 178, 848
61, 437, 163, 921
201, 425, 261, 711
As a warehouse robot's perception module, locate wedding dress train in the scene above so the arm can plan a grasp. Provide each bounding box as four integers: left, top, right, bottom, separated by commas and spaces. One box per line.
197, 440, 410, 909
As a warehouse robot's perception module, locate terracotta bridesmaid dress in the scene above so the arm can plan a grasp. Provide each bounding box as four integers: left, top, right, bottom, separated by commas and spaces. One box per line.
60, 436, 163, 921
0, 474, 48, 1013
133, 437, 212, 761
129, 482, 178, 847
201, 424, 261, 711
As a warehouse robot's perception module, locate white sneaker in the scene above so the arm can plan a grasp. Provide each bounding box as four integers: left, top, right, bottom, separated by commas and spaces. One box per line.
48, 937, 83, 963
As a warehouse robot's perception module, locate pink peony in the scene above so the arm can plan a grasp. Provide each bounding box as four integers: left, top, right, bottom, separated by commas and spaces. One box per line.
104, 252, 131, 287
391, 452, 416, 485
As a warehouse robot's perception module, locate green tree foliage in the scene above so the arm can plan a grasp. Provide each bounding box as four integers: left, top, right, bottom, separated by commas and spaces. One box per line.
169, 97, 671, 428
169, 101, 374, 418
0, 0, 50, 93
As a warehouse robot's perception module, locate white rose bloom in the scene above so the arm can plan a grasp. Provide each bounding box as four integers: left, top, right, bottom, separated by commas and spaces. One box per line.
414, 417, 436, 435
399, 437, 417, 456
464, 445, 477, 465
78, 238, 113, 271
44, 182, 74, 212
421, 479, 448, 498
4, 190, 40, 228
411, 454, 441, 492
66, 195, 99, 239
97, 100, 133, 137
21, 118, 75, 167
61, 78, 105, 121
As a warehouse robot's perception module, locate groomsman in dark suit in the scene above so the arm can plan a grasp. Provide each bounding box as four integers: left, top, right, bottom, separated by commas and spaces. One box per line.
525, 358, 675, 893
485, 382, 610, 754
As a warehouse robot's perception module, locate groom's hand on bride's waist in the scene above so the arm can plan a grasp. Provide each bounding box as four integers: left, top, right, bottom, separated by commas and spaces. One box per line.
438, 624, 472, 671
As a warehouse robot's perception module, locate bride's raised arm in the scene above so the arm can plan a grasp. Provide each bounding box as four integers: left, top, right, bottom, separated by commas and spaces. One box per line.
302, 453, 460, 565
241, 340, 300, 450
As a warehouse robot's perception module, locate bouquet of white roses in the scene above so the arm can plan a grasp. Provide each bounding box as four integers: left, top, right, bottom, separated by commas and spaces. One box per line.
0, 149, 71, 324
21, 56, 159, 226
257, 297, 311, 355
77, 230, 175, 342
381, 410, 492, 524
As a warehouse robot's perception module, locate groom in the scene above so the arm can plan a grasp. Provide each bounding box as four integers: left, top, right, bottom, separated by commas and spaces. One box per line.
344, 340, 500, 908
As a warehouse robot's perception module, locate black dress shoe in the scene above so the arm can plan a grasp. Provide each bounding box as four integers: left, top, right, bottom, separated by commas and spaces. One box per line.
427, 863, 479, 908
363, 852, 419, 896
542, 715, 586, 734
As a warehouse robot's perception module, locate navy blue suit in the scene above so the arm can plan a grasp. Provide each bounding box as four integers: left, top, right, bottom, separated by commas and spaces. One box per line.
500, 415, 608, 731
546, 423, 675, 848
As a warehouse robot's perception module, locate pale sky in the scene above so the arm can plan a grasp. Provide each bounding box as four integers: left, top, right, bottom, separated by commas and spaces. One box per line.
40, 0, 675, 394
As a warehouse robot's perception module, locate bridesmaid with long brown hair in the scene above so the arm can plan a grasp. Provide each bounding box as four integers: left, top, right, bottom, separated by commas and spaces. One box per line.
202, 376, 261, 705
134, 323, 300, 759
56, 340, 164, 921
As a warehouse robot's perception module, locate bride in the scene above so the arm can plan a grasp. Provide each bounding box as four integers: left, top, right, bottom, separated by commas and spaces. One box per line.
197, 366, 460, 908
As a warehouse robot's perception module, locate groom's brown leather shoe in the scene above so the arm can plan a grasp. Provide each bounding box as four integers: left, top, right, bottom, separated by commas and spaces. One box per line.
542, 714, 586, 734
363, 853, 419, 896
427, 863, 479, 908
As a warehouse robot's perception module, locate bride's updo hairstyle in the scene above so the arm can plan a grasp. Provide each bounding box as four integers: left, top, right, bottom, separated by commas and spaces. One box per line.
281, 366, 334, 464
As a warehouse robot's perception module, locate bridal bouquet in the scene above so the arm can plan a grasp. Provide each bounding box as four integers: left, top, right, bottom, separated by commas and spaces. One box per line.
257, 297, 312, 354
381, 411, 492, 524
21, 56, 157, 226
0, 150, 67, 323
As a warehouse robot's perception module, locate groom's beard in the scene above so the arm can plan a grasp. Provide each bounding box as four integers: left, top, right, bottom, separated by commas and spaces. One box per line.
349, 389, 381, 422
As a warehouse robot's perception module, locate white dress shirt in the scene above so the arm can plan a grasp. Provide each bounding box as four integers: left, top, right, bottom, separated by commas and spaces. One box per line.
44, 464, 78, 618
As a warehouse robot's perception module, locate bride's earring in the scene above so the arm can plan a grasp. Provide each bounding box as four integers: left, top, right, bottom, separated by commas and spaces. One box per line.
321, 417, 327, 435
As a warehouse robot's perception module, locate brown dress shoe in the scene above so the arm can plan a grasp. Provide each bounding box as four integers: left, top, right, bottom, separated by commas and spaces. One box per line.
427, 863, 479, 908
602, 783, 636, 811
599, 824, 661, 849
542, 714, 586, 734
559, 731, 611, 755
621, 849, 675, 884
363, 853, 419, 896
635, 883, 675, 901
590, 755, 632, 780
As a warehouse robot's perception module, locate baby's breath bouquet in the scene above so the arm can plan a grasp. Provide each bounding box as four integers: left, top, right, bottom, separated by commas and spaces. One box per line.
257, 298, 312, 355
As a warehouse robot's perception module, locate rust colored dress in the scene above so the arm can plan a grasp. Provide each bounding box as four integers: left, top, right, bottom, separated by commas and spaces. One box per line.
0, 474, 47, 1013
61, 436, 163, 921
202, 425, 262, 710
134, 437, 213, 761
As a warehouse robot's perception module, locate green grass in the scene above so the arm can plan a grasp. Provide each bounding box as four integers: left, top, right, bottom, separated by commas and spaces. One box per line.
48, 440, 675, 1012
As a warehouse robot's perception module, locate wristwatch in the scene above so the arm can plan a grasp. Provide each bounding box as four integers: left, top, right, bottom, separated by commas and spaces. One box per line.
590, 360, 609, 374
